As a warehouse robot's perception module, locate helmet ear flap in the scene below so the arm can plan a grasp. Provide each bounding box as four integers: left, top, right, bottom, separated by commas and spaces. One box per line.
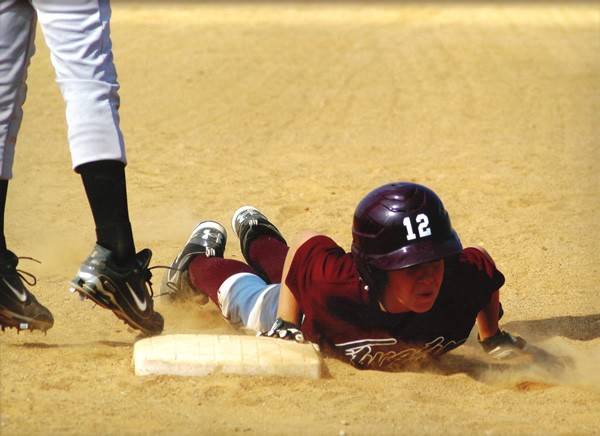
355, 258, 388, 300
367, 265, 388, 299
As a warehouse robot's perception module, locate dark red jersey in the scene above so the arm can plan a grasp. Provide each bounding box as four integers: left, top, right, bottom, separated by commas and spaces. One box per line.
285, 235, 504, 370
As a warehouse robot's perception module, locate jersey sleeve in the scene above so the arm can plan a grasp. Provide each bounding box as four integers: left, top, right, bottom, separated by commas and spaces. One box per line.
459, 247, 505, 291
285, 235, 363, 301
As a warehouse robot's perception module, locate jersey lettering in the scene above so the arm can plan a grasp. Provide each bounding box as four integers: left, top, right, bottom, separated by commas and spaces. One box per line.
337, 336, 466, 369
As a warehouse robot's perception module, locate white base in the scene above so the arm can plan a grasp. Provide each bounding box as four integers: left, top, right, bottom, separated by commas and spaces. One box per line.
133, 334, 322, 379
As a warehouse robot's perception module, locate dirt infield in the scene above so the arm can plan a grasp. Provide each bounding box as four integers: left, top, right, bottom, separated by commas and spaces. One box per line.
1, 2, 599, 435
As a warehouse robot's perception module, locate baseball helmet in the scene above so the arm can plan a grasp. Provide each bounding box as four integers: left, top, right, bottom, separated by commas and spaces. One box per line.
351, 182, 462, 288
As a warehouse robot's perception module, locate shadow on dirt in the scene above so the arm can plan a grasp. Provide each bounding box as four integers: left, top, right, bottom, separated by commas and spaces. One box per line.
502, 314, 600, 342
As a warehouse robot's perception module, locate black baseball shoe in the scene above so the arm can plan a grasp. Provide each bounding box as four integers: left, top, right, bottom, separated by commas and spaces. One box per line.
231, 206, 287, 269
161, 221, 227, 304
0, 251, 54, 332
69, 245, 164, 336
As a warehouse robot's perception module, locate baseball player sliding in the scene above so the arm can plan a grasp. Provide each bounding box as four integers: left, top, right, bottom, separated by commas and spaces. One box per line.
162, 182, 538, 370
0, 0, 163, 336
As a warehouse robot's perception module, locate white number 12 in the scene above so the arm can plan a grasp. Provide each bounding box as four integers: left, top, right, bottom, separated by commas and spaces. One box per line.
403, 214, 432, 241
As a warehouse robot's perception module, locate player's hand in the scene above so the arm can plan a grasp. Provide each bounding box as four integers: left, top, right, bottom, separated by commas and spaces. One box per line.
479, 329, 527, 360
257, 318, 306, 343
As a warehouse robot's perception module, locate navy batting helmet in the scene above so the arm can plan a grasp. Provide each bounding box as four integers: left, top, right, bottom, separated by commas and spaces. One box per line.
351, 182, 462, 289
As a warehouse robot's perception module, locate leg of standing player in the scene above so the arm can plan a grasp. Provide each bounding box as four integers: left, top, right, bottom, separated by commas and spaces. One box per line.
33, 0, 163, 336
32, 0, 134, 260
0, 0, 54, 332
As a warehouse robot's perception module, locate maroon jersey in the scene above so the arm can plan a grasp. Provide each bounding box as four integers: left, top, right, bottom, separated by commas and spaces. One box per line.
285, 235, 504, 370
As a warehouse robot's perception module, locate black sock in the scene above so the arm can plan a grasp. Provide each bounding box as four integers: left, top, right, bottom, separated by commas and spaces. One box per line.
77, 160, 135, 265
0, 179, 8, 254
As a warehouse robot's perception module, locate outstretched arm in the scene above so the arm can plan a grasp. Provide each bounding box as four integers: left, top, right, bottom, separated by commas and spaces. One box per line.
476, 292, 527, 359
276, 284, 301, 326
275, 230, 321, 324
259, 231, 321, 342
474, 246, 527, 359
476, 290, 500, 341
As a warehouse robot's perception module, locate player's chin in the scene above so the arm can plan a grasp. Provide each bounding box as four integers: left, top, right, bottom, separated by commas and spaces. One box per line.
410, 292, 438, 313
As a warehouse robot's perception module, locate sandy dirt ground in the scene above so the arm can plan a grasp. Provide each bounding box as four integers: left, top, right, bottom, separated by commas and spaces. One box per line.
1, 2, 599, 435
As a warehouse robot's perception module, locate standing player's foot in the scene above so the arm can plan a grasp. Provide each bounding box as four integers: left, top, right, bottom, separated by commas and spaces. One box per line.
0, 251, 54, 332
161, 221, 227, 304
231, 206, 287, 263
70, 245, 164, 336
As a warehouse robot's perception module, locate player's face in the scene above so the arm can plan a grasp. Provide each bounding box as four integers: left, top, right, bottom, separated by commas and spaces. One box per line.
382, 259, 444, 313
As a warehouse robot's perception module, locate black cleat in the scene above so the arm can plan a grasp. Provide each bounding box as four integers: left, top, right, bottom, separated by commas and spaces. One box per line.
0, 251, 54, 333
70, 245, 164, 336
161, 221, 227, 304
231, 206, 286, 261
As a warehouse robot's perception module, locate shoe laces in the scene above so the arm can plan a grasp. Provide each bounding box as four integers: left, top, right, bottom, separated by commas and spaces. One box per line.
1, 256, 41, 287
141, 265, 166, 299
161, 280, 178, 297
148, 264, 173, 298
